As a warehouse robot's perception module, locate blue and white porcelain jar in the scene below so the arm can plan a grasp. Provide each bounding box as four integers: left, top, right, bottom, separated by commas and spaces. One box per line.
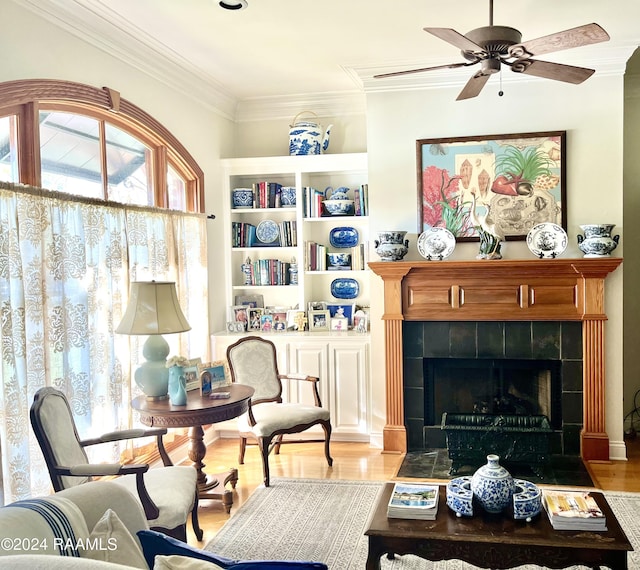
470, 454, 515, 514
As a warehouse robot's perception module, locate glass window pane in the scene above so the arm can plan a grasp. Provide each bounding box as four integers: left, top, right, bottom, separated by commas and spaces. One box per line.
0, 115, 19, 183
105, 123, 151, 206
39, 111, 103, 198
167, 164, 186, 210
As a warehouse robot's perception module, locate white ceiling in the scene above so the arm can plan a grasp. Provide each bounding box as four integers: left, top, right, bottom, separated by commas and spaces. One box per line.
14, 0, 640, 119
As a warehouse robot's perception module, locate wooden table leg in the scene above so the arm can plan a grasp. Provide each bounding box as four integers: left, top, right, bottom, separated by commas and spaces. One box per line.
187, 425, 238, 513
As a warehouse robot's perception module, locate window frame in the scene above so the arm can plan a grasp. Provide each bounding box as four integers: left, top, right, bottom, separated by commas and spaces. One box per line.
0, 79, 204, 212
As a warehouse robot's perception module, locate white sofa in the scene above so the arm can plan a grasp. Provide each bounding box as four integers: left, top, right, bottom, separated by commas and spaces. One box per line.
0, 481, 329, 570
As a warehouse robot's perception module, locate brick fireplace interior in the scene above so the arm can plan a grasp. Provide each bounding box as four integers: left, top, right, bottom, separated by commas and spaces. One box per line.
403, 320, 582, 455
369, 258, 622, 460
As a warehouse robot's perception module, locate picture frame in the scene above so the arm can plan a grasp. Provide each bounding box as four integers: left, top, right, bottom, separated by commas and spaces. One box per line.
229, 305, 249, 327
226, 321, 246, 333
330, 317, 349, 331
185, 357, 202, 391
197, 360, 231, 396
248, 307, 264, 331
260, 313, 274, 332
416, 131, 566, 241
353, 311, 368, 333
287, 309, 306, 331
308, 309, 330, 332
326, 302, 355, 325
234, 294, 264, 308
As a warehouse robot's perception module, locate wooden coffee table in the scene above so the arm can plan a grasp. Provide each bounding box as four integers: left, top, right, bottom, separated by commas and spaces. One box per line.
365, 483, 632, 570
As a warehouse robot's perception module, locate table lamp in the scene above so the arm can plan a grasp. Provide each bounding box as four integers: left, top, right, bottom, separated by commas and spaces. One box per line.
116, 281, 191, 400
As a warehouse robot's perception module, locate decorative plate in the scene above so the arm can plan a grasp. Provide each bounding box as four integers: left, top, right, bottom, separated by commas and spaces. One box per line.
329, 226, 359, 249
417, 227, 456, 260
256, 220, 279, 244
526, 223, 567, 259
330, 278, 360, 299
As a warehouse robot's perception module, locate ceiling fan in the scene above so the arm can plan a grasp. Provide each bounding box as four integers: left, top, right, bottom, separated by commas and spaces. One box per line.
374, 0, 610, 100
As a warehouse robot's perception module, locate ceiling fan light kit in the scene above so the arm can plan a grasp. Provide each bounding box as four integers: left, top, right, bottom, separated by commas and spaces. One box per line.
375, 0, 610, 100
219, 0, 248, 10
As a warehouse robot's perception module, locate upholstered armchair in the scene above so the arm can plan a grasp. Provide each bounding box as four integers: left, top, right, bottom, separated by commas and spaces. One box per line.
226, 336, 333, 486
30, 386, 202, 542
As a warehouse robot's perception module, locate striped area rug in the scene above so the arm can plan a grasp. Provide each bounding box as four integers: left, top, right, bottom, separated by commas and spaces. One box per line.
205, 478, 639, 570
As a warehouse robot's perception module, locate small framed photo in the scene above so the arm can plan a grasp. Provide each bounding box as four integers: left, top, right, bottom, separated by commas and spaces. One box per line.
185, 358, 202, 391
260, 313, 274, 332
227, 321, 246, 333
198, 360, 231, 396
330, 317, 349, 331
235, 294, 264, 308
309, 310, 330, 332
287, 309, 306, 331
308, 301, 326, 313
229, 305, 249, 328
326, 303, 355, 325
248, 307, 264, 331
354, 313, 368, 333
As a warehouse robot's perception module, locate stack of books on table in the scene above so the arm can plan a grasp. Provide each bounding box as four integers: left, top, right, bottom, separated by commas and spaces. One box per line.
387, 483, 439, 520
543, 489, 607, 531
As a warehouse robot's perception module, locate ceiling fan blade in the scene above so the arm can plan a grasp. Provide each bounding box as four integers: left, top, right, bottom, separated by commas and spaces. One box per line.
456, 71, 491, 101
374, 61, 473, 79
424, 27, 485, 53
513, 59, 595, 84
509, 23, 609, 59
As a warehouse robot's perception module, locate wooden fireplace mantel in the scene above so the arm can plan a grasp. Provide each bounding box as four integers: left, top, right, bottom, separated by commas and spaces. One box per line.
369, 258, 623, 459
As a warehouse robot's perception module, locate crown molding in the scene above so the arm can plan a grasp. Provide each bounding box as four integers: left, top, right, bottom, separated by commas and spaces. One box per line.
11, 0, 239, 120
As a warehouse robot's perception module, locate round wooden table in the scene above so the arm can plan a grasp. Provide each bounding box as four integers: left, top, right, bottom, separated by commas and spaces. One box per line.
132, 383, 254, 513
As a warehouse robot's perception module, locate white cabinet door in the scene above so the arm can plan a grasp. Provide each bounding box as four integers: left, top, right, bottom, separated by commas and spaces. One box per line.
328, 340, 370, 438
286, 339, 330, 408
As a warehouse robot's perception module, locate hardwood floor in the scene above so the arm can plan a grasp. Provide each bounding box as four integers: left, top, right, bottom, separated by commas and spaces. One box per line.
186, 436, 640, 546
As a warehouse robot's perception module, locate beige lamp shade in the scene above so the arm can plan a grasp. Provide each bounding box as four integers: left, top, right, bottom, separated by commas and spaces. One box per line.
116, 281, 191, 335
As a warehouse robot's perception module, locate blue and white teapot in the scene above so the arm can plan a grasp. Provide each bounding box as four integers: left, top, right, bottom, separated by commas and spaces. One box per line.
289, 111, 332, 156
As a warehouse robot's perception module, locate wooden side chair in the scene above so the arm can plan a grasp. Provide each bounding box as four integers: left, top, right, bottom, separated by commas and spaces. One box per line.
30, 386, 202, 542
226, 335, 333, 486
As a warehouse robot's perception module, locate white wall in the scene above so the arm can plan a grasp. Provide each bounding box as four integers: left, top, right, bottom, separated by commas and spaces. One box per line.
0, 1, 236, 349
366, 74, 627, 458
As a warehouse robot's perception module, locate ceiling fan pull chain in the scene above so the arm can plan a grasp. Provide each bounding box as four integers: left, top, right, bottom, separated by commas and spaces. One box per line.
498, 67, 504, 97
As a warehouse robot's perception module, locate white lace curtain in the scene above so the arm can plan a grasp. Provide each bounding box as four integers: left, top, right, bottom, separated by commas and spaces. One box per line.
0, 182, 210, 504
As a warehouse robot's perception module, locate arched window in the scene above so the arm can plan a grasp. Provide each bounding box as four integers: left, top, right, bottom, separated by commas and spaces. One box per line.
0, 80, 204, 211
0, 80, 209, 504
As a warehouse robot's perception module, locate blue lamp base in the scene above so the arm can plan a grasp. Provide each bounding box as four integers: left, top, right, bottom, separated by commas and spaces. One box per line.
134, 335, 171, 400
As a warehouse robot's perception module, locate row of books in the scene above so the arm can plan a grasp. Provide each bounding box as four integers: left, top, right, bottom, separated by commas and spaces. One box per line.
304, 242, 368, 271
231, 221, 297, 247
302, 185, 369, 218
385, 484, 607, 531
242, 258, 291, 286
234, 182, 289, 209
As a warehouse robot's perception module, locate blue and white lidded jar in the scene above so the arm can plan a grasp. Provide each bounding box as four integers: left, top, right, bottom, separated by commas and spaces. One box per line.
470, 454, 515, 514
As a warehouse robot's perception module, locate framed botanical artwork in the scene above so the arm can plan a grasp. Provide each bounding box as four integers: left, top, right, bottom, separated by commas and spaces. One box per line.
326, 302, 355, 326
198, 360, 231, 396
417, 131, 566, 241
308, 310, 330, 332
184, 358, 202, 391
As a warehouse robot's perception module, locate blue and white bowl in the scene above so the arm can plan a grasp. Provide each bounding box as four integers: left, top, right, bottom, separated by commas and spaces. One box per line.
327, 253, 351, 268
323, 199, 354, 216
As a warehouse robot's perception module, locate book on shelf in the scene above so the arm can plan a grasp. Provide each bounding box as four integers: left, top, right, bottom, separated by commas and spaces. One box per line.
387, 482, 439, 520
543, 490, 607, 531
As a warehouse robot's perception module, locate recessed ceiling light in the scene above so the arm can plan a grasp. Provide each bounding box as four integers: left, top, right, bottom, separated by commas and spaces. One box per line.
219, 1, 248, 9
